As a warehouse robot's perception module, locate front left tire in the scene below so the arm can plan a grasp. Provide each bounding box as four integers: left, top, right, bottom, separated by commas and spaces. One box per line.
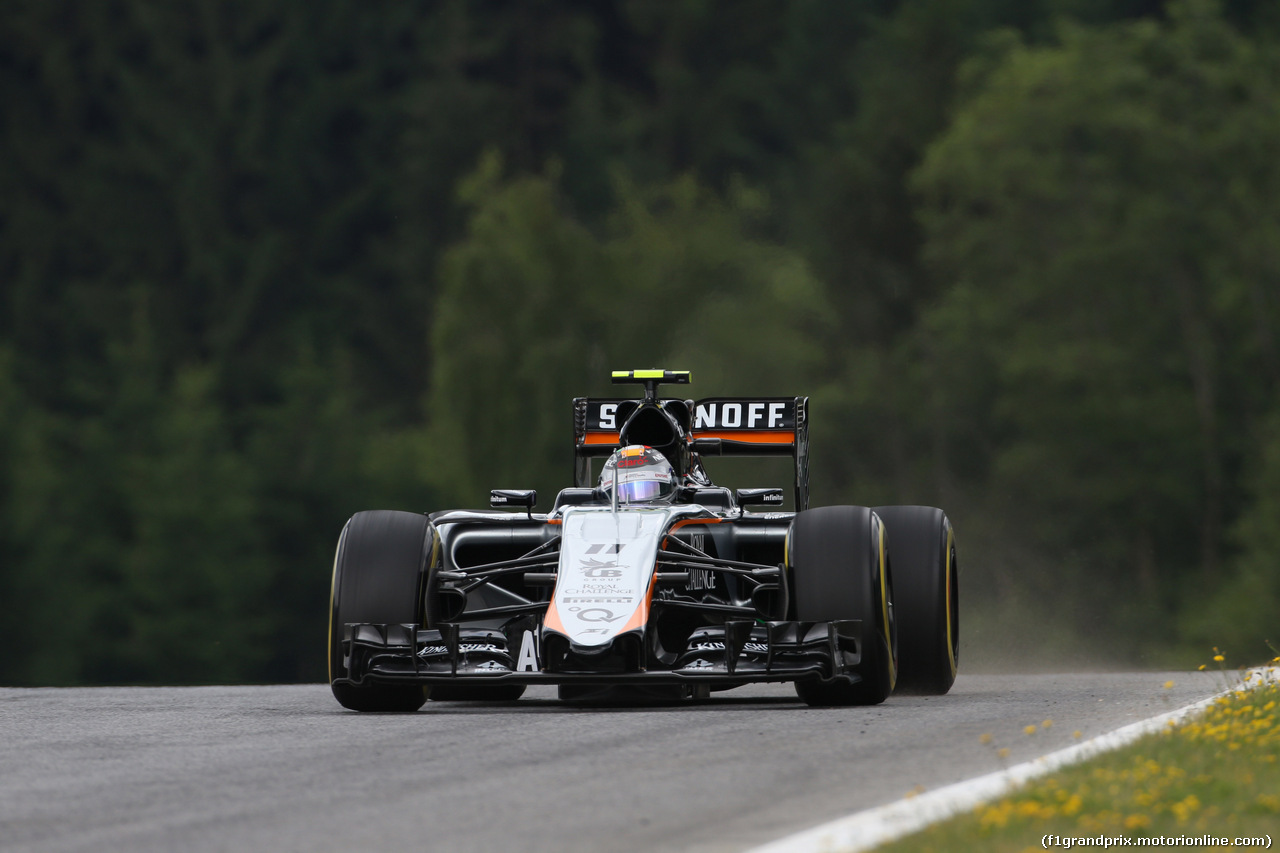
329, 510, 432, 712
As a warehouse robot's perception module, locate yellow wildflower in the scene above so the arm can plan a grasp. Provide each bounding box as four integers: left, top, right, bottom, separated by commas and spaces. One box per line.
980, 801, 1013, 830
1171, 794, 1202, 823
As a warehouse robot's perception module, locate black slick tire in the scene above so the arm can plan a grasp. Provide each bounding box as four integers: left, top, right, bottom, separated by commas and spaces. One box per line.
788, 505, 897, 706
874, 505, 958, 695
329, 510, 431, 712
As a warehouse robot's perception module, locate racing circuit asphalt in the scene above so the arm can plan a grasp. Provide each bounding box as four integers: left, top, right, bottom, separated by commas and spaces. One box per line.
0, 672, 1225, 853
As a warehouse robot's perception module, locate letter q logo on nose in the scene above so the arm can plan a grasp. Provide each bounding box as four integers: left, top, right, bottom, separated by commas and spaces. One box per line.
576, 608, 623, 623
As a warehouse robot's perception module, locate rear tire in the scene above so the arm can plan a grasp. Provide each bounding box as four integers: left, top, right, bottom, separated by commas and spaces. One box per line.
329, 510, 431, 712
788, 506, 897, 706
874, 506, 958, 695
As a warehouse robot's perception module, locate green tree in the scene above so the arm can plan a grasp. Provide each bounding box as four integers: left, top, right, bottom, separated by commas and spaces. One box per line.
0, 0, 433, 683
913, 0, 1280, 659
1, 325, 270, 684
109, 365, 270, 682
1190, 410, 1280, 663
425, 155, 831, 509
244, 342, 444, 683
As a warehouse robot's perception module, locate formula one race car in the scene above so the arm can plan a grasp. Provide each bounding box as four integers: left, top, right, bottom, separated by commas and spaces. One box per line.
328, 370, 958, 710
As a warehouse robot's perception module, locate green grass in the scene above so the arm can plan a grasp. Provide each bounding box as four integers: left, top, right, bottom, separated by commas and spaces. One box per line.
877, 673, 1280, 852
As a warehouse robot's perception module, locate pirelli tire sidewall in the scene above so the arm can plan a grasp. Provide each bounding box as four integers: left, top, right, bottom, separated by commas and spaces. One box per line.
329, 510, 433, 712
874, 505, 958, 695
787, 505, 897, 706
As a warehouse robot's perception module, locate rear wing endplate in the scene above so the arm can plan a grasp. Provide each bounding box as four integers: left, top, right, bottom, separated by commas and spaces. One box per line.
573, 396, 810, 510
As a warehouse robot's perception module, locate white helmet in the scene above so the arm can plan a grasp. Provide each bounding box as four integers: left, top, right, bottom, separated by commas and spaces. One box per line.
599, 445, 677, 504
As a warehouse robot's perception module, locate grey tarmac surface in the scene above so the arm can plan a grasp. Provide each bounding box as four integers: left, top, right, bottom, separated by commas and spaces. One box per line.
0, 672, 1223, 853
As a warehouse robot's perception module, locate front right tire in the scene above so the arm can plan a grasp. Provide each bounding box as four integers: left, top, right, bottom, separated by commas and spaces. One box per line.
788, 505, 897, 706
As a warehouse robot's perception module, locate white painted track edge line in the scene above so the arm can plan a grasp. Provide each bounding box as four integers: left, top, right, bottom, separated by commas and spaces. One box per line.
747, 667, 1280, 853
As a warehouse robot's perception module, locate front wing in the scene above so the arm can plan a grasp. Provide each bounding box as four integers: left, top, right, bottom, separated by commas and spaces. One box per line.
333, 618, 866, 690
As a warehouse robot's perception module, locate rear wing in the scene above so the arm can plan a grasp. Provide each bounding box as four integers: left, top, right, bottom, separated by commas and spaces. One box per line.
573, 396, 810, 510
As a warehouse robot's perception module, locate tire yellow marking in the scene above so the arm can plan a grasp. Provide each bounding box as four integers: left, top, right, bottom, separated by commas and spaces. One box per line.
326, 522, 350, 684
944, 524, 957, 677
879, 518, 896, 690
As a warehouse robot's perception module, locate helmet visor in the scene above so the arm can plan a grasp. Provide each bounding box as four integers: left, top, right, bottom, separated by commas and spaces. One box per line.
616, 480, 670, 503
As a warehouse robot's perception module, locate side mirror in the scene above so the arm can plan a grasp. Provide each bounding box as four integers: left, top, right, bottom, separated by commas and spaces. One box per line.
735, 488, 784, 508
491, 489, 537, 511
691, 437, 723, 456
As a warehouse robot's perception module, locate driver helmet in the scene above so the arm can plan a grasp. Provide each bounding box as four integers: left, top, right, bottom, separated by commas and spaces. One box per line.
600, 445, 677, 504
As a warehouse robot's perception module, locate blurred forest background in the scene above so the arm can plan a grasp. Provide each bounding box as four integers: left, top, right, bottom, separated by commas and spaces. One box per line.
2, 0, 1278, 686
